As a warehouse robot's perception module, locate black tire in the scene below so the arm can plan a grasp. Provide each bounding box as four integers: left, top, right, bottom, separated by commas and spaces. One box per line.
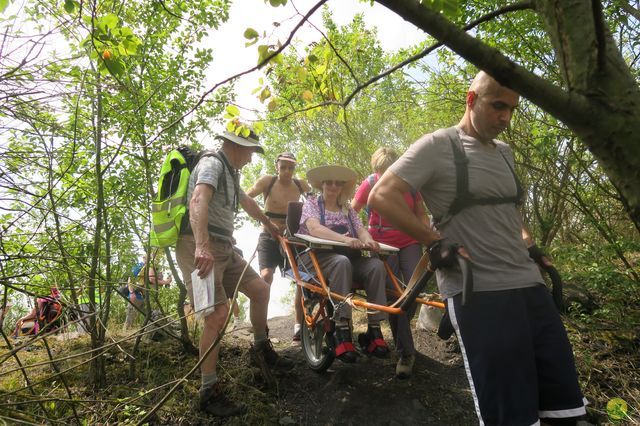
301, 299, 335, 373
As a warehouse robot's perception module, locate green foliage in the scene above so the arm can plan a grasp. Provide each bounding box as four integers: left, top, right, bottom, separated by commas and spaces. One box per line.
266, 0, 287, 7
421, 0, 459, 18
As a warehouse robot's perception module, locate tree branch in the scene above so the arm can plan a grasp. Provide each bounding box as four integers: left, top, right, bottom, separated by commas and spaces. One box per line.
374, 0, 595, 133
148, 0, 330, 144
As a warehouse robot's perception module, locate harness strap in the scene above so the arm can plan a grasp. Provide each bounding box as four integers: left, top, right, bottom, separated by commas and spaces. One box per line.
264, 176, 304, 202
367, 338, 387, 353
265, 211, 287, 219
434, 127, 524, 227
318, 196, 356, 237
335, 341, 356, 356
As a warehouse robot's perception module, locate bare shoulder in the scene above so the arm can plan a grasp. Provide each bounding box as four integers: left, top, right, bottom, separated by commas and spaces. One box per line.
298, 179, 311, 192
247, 174, 274, 195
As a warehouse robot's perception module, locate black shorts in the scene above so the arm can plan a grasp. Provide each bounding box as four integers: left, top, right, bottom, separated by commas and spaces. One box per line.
448, 285, 586, 425
257, 232, 284, 272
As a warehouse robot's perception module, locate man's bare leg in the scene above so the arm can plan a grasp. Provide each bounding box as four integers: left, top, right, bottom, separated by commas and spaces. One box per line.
200, 302, 229, 377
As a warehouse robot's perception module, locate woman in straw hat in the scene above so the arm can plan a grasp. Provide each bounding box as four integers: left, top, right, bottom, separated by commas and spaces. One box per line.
298, 165, 389, 363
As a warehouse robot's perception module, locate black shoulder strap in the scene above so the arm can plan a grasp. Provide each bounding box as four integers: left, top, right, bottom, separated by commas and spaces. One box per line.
264, 176, 278, 202
434, 127, 523, 227
214, 151, 240, 212
193, 151, 239, 211
265, 177, 304, 202
446, 131, 472, 219
497, 146, 524, 204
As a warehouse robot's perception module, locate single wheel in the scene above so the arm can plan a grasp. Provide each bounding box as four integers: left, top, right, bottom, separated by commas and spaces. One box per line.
301, 298, 335, 372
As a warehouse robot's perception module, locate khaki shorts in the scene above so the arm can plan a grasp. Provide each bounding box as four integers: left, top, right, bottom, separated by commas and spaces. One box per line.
175, 234, 260, 306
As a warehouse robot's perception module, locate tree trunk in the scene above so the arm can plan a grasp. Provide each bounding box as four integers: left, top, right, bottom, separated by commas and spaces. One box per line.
89, 71, 107, 389
375, 0, 640, 231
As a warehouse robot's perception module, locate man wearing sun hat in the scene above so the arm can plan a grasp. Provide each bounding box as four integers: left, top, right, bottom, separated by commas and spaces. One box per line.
175, 128, 294, 418
246, 151, 311, 342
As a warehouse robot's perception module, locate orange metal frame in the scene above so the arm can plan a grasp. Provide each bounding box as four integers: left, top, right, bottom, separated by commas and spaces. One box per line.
278, 235, 445, 331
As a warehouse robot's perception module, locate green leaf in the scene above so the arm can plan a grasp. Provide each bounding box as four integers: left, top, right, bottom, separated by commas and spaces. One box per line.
0, 0, 9, 13
243, 28, 259, 39
64, 0, 75, 13
296, 67, 307, 81
100, 13, 119, 29
104, 58, 125, 77
271, 53, 283, 65
420, 0, 459, 18
225, 105, 240, 117
259, 87, 271, 102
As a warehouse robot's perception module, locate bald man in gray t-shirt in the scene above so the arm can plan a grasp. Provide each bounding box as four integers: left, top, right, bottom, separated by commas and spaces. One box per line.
370, 72, 585, 425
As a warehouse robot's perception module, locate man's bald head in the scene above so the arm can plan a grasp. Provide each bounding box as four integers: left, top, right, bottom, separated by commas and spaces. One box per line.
469, 71, 505, 98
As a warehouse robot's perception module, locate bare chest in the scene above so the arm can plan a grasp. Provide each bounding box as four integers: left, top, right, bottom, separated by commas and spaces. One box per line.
264, 181, 303, 214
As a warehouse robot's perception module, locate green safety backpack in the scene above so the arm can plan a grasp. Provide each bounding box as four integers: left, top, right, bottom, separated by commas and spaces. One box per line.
150, 147, 234, 248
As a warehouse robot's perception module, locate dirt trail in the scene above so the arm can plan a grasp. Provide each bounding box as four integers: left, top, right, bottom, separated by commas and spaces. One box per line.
229, 313, 477, 425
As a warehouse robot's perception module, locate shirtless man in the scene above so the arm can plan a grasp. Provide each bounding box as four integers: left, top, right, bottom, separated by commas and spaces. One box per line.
246, 152, 310, 340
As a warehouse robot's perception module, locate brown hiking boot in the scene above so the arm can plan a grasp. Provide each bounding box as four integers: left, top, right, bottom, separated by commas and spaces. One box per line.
395, 353, 415, 380
199, 383, 246, 417
252, 339, 295, 370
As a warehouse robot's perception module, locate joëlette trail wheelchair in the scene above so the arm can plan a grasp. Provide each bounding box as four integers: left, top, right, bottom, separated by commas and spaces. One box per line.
277, 201, 448, 373
277, 201, 564, 372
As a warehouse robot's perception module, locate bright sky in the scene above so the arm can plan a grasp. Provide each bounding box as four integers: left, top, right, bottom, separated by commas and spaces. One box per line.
204, 0, 428, 125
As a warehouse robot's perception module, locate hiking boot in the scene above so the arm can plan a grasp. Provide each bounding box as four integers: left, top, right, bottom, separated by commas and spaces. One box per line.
253, 339, 295, 370
395, 353, 415, 380
199, 383, 246, 417
358, 325, 389, 358
334, 326, 358, 363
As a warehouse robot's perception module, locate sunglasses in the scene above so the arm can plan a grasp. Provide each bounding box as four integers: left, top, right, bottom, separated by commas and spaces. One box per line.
323, 180, 345, 187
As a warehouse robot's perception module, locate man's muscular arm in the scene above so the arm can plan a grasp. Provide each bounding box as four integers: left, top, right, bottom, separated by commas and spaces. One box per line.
245, 175, 270, 199
240, 193, 280, 236
369, 170, 440, 246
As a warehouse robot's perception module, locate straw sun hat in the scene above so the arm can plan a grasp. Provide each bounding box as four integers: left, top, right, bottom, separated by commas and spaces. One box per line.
306, 165, 357, 204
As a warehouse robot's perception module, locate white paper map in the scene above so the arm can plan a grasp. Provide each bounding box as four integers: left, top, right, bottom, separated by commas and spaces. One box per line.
192, 269, 215, 320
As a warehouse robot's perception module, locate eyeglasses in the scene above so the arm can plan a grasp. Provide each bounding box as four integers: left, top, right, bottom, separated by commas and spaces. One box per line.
323, 180, 345, 187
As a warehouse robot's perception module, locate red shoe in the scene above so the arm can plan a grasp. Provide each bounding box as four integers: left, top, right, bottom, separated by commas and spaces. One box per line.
358, 325, 389, 358
334, 326, 357, 363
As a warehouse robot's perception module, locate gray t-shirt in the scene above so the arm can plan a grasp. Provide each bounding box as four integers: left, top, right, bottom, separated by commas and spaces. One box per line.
389, 126, 543, 298
187, 151, 245, 241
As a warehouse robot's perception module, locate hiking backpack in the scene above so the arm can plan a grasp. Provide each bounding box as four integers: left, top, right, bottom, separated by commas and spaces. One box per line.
150, 147, 237, 248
